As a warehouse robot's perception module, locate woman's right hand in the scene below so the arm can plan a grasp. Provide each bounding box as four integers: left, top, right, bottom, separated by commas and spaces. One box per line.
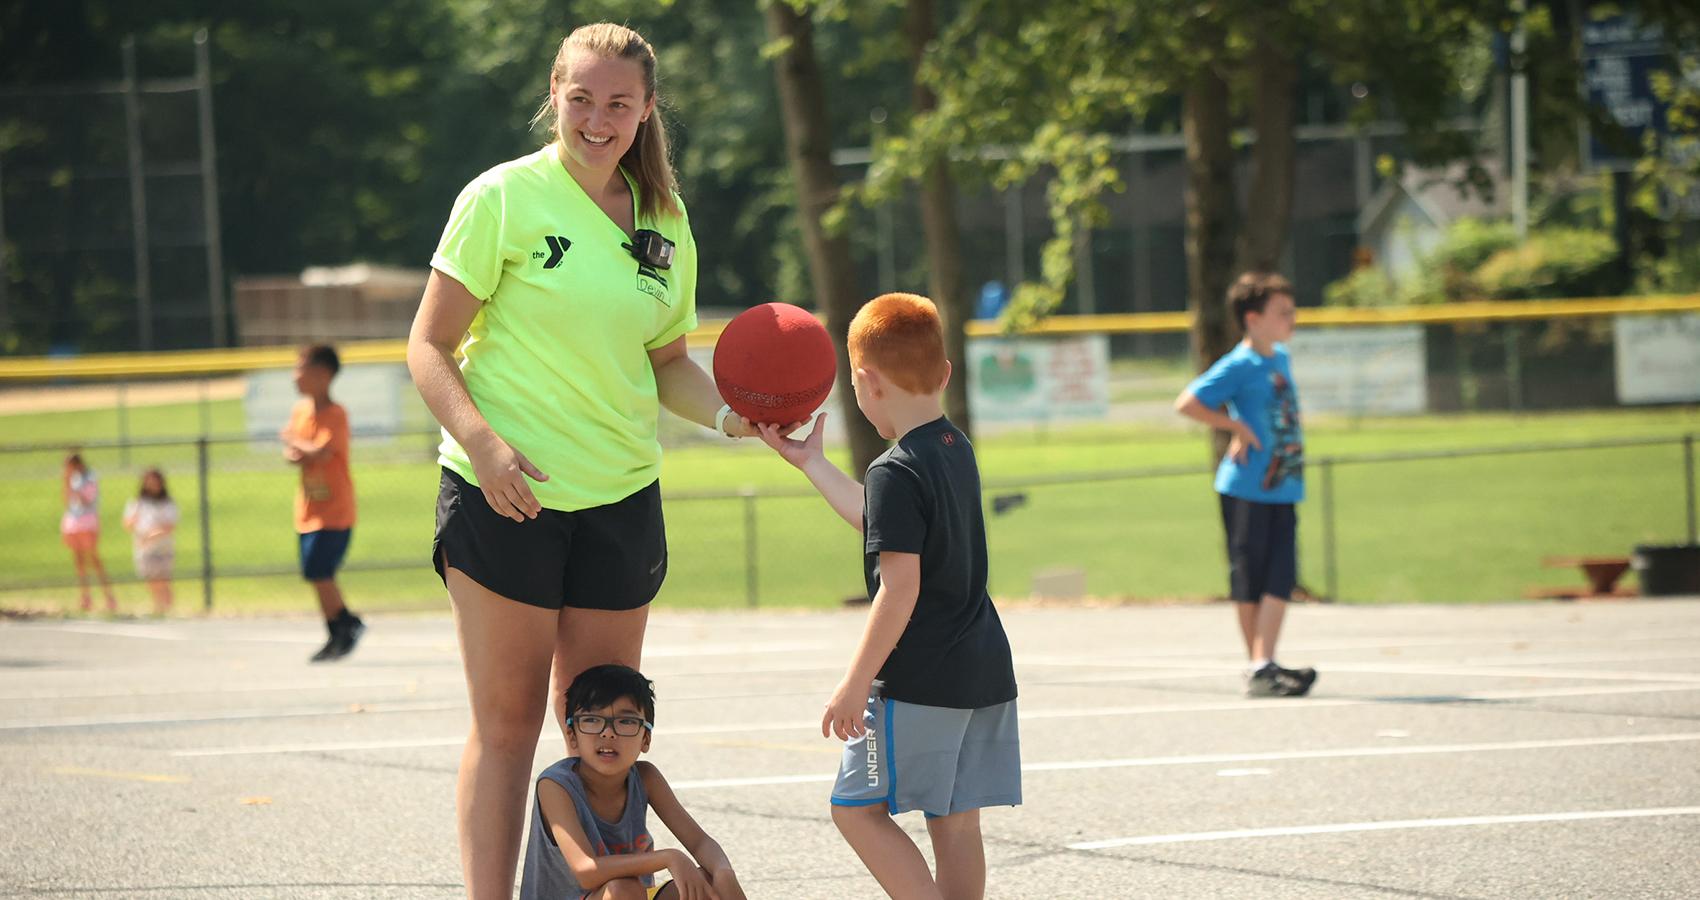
467, 434, 550, 522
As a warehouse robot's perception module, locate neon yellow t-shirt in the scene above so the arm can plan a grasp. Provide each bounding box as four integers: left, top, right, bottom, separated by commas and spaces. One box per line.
430, 146, 698, 511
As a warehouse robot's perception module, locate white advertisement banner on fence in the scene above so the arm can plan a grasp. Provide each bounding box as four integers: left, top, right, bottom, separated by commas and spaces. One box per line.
1614, 313, 1700, 404
1287, 325, 1428, 416
244, 363, 408, 437
968, 334, 1110, 423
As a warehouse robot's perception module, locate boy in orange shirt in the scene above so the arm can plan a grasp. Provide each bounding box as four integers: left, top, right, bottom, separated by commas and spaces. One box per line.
281, 344, 365, 662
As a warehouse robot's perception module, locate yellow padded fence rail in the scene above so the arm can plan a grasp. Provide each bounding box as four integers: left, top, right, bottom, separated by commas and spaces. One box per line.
2, 293, 1697, 381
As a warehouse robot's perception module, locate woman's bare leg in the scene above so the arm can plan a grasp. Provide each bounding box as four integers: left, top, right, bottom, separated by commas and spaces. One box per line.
447, 566, 558, 900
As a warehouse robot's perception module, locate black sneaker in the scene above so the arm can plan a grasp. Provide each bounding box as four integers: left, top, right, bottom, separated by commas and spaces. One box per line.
1245, 663, 1310, 698
324, 614, 365, 661
309, 630, 339, 663
1278, 664, 1318, 695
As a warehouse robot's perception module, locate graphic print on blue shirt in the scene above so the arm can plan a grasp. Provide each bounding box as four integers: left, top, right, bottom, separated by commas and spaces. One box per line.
1263, 370, 1303, 492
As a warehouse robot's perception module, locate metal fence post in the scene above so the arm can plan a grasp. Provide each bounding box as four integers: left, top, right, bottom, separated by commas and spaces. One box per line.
1504, 323, 1523, 412
198, 437, 213, 611
198, 377, 212, 438
117, 379, 131, 467
1685, 433, 1696, 545
121, 36, 154, 352
194, 29, 228, 348
1322, 457, 1338, 602
742, 489, 759, 608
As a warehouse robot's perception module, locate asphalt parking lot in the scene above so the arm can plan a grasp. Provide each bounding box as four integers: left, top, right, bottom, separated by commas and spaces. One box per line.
3, 599, 1699, 899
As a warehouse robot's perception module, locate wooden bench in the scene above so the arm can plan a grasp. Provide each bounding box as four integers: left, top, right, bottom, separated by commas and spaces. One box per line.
1525, 556, 1638, 600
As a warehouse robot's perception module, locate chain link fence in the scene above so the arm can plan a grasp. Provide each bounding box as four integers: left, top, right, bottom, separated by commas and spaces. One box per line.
2, 426, 1693, 612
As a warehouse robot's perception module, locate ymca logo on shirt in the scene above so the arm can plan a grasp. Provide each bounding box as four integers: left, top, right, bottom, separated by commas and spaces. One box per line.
531, 235, 572, 268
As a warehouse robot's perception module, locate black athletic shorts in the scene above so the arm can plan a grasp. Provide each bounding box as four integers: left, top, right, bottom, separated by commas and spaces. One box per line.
1218, 493, 1297, 603
432, 467, 667, 611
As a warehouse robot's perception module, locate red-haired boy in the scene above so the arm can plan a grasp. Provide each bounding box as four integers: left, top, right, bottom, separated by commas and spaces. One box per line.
758, 293, 1020, 899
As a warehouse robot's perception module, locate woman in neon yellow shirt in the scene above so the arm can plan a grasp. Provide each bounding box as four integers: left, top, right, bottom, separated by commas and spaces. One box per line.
407, 23, 781, 899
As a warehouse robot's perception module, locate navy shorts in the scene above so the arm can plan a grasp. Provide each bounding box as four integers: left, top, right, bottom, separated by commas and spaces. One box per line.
432, 468, 666, 612
1219, 494, 1296, 603
299, 529, 352, 582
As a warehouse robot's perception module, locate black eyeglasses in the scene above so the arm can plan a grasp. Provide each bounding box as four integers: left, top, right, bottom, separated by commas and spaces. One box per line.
570, 714, 652, 737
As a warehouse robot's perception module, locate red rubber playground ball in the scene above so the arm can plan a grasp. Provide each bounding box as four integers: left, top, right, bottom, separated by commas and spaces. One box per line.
712, 302, 837, 425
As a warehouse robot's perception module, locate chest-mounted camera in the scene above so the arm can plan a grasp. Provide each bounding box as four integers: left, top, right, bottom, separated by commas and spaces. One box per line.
624, 229, 675, 270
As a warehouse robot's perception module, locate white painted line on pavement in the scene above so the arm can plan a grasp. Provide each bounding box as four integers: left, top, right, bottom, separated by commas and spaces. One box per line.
1020, 648, 1700, 674
1024, 632, 1700, 669
17, 651, 1685, 705
174, 736, 465, 757
1440, 650, 1700, 668
163, 682, 1700, 756
1, 700, 465, 731
22, 622, 441, 648
647, 641, 833, 658
1019, 731, 1700, 774
672, 773, 835, 790
19, 622, 830, 657
670, 732, 1700, 791
1067, 805, 1700, 850
1024, 671, 1230, 686
651, 662, 844, 677
0, 678, 437, 702
1322, 662, 1700, 684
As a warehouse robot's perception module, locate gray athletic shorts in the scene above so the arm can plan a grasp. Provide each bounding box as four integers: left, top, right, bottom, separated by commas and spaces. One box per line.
829, 690, 1022, 818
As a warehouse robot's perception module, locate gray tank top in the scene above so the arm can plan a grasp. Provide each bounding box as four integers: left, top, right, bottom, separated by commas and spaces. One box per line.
520, 759, 654, 899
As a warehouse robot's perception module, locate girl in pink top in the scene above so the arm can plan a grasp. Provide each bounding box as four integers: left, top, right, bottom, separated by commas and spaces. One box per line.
62, 453, 116, 613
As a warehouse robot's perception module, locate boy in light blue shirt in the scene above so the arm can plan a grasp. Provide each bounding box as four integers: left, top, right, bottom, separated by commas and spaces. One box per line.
1175, 271, 1317, 698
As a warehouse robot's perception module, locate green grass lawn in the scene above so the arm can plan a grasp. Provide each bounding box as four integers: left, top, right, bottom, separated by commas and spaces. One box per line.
2, 402, 1696, 615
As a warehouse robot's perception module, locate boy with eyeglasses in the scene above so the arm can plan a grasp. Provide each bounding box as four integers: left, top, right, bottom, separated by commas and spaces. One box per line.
758, 293, 1021, 899
521, 664, 747, 900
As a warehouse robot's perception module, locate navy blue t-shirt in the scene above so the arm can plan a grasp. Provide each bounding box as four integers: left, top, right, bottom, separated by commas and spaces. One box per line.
863, 417, 1017, 709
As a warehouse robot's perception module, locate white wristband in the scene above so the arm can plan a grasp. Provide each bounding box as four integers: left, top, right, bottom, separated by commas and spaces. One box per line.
715, 404, 743, 440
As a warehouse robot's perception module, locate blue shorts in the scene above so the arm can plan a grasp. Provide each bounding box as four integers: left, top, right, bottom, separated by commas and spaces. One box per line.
299, 529, 352, 581
830, 689, 1022, 818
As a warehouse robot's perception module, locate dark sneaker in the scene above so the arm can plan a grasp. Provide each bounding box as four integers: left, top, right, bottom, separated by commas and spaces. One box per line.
1279, 664, 1318, 695
324, 615, 366, 661
309, 633, 339, 663
1245, 663, 1310, 697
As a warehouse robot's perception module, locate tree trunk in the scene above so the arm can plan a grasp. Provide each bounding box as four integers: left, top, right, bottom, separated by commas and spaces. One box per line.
765, 0, 888, 475
905, 0, 972, 434
1236, 39, 1298, 273
1182, 64, 1239, 462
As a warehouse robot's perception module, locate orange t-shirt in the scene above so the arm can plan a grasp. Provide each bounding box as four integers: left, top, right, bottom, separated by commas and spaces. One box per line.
286, 399, 355, 533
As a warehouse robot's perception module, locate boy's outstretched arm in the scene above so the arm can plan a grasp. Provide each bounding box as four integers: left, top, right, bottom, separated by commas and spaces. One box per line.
757, 414, 865, 531
639, 763, 748, 900
537, 779, 716, 898
823, 551, 920, 740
